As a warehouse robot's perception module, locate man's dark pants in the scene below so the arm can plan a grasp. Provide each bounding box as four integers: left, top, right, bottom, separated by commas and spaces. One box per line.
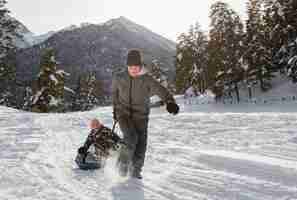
117, 116, 148, 176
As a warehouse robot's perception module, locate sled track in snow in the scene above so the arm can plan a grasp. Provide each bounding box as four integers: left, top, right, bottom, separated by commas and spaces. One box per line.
1, 106, 297, 200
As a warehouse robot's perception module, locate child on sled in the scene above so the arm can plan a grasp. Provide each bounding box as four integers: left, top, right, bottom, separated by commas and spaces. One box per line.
75, 119, 123, 170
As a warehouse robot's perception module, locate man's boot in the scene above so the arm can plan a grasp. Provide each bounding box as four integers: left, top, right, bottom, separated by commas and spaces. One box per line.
132, 170, 142, 179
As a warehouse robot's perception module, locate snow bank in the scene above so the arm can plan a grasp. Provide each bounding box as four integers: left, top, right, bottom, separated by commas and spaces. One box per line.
176, 90, 215, 105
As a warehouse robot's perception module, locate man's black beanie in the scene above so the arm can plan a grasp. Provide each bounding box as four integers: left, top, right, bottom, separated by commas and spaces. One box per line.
127, 49, 142, 66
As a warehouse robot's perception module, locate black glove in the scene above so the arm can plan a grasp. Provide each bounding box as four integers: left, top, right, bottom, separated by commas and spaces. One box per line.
166, 102, 179, 115
78, 146, 87, 155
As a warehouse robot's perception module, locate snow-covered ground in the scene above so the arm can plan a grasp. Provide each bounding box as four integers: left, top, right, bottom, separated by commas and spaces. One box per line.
1, 102, 297, 200
228, 75, 297, 104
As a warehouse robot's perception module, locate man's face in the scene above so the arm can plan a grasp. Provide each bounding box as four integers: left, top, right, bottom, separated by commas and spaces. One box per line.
128, 65, 141, 77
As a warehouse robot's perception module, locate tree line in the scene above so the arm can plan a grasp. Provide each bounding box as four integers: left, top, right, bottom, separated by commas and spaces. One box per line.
176, 0, 297, 102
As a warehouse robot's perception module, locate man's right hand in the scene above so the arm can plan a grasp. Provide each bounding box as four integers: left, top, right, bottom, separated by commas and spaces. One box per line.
166, 102, 179, 115
78, 146, 87, 155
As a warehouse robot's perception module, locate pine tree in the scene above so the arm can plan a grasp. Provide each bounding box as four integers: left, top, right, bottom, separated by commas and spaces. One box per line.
0, 0, 17, 56
175, 33, 193, 94
175, 23, 208, 94
264, 0, 297, 82
244, 0, 275, 93
263, 0, 297, 58
0, 0, 18, 107
188, 24, 209, 94
208, 1, 245, 102
31, 48, 68, 113
0, 60, 16, 107
244, 0, 261, 98
150, 59, 168, 87
72, 72, 102, 111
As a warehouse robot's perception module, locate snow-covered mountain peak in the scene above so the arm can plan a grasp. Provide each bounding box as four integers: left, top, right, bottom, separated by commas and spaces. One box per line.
104, 16, 176, 51
12, 17, 55, 49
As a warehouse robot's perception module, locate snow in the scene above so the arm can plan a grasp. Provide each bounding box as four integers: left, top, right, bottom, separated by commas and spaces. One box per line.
50, 56, 56, 63
181, 90, 215, 105
64, 87, 75, 94
17, 31, 55, 49
2, 97, 297, 199
288, 56, 297, 65
32, 88, 44, 104
50, 74, 59, 85
217, 71, 224, 77
177, 53, 183, 62
238, 75, 297, 103
80, 23, 91, 27
61, 25, 78, 32
101, 48, 107, 54
277, 5, 284, 18
185, 87, 195, 97
56, 70, 70, 76
49, 96, 59, 106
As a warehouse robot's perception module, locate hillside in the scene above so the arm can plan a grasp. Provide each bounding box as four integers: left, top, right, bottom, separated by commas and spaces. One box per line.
10, 16, 176, 95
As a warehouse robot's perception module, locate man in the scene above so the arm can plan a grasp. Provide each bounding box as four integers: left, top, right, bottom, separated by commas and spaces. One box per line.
112, 49, 179, 179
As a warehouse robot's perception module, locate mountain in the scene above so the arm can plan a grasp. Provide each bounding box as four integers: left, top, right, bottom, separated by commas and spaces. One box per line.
12, 18, 54, 49
23, 31, 55, 47
12, 18, 33, 48
11, 16, 176, 96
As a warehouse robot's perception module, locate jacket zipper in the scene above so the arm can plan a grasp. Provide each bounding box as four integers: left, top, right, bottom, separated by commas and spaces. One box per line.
129, 77, 133, 119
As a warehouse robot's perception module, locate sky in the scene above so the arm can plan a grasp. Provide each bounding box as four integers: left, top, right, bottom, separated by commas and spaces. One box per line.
7, 0, 247, 42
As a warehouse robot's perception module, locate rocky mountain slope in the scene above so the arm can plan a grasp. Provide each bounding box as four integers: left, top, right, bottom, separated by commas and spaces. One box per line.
11, 16, 176, 95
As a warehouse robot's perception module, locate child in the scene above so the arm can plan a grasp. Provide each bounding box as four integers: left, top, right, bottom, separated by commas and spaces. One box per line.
75, 119, 122, 169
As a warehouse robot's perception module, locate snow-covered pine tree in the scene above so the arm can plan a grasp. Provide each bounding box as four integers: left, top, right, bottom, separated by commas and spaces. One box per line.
280, 0, 297, 83
286, 41, 297, 83
150, 59, 168, 87
175, 23, 208, 94
188, 24, 209, 94
72, 72, 102, 111
176, 33, 193, 94
0, 0, 19, 107
0, 0, 18, 58
149, 59, 176, 95
265, 0, 297, 82
31, 48, 69, 113
263, 0, 284, 56
263, 0, 296, 59
244, 0, 275, 94
208, 1, 244, 102
0, 60, 16, 107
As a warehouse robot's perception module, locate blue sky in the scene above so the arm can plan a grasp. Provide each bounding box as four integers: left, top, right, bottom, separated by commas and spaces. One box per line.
7, 0, 247, 41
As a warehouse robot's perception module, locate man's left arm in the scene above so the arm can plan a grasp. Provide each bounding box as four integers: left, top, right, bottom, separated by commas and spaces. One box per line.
147, 75, 175, 103
147, 75, 179, 115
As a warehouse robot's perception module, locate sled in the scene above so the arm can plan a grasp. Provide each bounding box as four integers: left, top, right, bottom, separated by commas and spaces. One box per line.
75, 152, 105, 170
